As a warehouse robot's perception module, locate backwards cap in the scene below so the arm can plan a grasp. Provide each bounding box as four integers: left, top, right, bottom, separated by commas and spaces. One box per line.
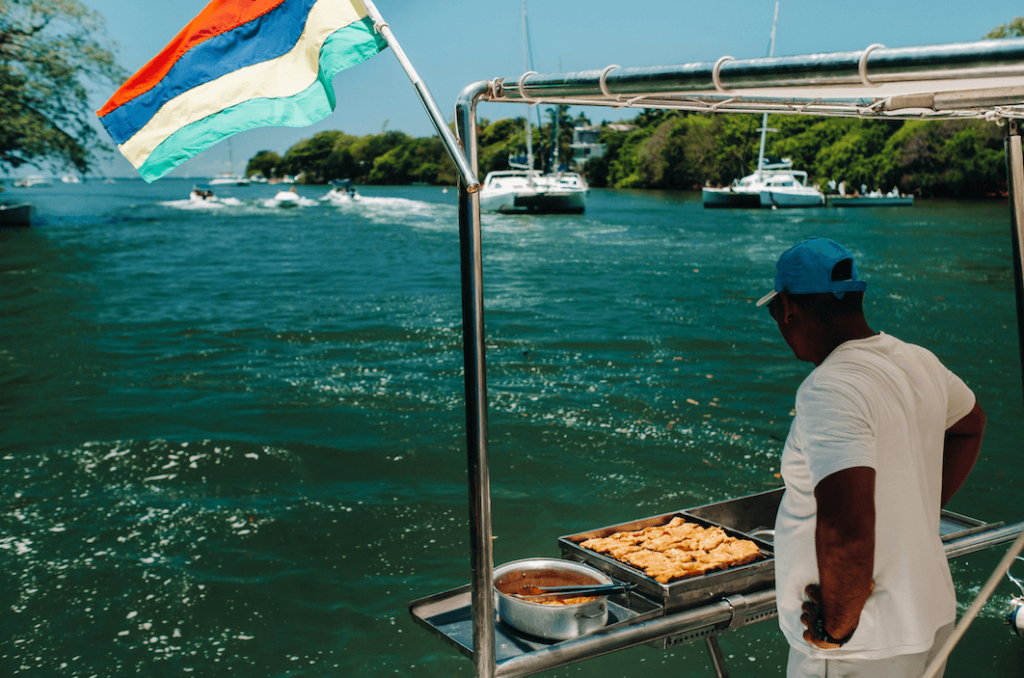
756, 237, 866, 307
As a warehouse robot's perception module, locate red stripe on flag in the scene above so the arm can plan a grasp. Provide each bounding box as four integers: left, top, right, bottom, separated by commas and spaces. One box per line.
98, 0, 288, 116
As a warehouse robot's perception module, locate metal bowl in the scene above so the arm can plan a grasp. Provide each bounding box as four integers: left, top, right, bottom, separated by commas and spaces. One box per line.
493, 558, 612, 641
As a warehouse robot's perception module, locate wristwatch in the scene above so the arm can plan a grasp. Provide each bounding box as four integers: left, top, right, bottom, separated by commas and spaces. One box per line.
813, 607, 855, 647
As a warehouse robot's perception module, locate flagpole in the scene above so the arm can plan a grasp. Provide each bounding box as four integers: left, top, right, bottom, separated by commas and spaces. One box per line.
360, 0, 480, 192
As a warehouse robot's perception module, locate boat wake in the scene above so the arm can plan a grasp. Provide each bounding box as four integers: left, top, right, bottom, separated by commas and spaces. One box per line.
350, 196, 456, 228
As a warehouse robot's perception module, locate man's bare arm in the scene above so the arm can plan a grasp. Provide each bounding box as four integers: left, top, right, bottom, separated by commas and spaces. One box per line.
806, 466, 875, 646
942, 401, 985, 507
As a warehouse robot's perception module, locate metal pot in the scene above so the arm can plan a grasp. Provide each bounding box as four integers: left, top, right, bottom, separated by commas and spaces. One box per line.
493, 558, 612, 641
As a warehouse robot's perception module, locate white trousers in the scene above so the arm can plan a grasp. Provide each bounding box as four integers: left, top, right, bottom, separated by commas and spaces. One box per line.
786, 621, 955, 678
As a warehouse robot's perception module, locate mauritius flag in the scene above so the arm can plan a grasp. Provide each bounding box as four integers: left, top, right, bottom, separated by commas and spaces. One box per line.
98, 0, 388, 182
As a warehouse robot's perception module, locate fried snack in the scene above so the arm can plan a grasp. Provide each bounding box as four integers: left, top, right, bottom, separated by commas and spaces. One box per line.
578, 516, 761, 584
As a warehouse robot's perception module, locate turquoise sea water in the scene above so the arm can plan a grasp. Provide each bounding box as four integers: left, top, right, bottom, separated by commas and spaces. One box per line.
1, 180, 1022, 677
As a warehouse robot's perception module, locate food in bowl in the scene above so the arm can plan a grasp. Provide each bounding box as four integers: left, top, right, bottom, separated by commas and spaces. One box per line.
493, 559, 612, 640
579, 516, 762, 583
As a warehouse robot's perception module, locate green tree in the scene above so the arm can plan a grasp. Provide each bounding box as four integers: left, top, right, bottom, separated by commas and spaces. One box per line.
985, 17, 1024, 38
245, 150, 282, 180
1, 0, 125, 174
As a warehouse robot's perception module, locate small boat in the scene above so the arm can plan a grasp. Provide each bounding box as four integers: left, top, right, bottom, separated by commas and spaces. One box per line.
0, 202, 33, 226
13, 175, 51, 188
264, 187, 317, 208
759, 170, 826, 208
828, 192, 914, 207
188, 184, 242, 207
60, 174, 82, 184
321, 180, 360, 204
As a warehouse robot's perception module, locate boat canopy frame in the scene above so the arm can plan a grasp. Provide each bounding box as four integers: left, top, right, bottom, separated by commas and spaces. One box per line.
442, 37, 1024, 678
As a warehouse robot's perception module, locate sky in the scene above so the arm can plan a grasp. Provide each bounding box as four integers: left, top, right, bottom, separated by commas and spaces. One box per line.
53, 0, 1024, 178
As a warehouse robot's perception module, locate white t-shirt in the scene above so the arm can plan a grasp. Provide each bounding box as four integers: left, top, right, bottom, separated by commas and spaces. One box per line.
774, 332, 976, 660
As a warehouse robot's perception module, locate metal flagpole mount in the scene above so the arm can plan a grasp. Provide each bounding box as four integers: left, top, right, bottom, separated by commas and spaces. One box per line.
360, 0, 480, 193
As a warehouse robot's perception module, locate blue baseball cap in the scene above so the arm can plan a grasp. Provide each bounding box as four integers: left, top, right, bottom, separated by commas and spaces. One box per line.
756, 238, 867, 307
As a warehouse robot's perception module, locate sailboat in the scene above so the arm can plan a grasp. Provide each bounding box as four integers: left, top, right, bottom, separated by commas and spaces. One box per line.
478, 1, 588, 215
701, 4, 823, 209
209, 138, 251, 186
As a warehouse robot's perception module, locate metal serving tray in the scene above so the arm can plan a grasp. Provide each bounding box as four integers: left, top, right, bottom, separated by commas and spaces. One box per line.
558, 512, 775, 613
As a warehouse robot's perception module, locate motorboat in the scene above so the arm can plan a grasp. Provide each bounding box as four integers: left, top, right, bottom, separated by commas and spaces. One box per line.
0, 202, 33, 226
477, 0, 587, 215
828, 189, 914, 207
264, 187, 317, 208
13, 175, 51, 188
321, 180, 360, 203
60, 174, 82, 184
758, 170, 825, 208
189, 184, 242, 207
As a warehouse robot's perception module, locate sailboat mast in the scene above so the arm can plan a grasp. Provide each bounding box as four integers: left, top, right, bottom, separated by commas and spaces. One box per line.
522, 0, 534, 171
755, 1, 779, 178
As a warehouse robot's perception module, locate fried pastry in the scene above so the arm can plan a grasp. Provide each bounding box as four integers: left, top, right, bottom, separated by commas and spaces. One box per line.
578, 516, 761, 584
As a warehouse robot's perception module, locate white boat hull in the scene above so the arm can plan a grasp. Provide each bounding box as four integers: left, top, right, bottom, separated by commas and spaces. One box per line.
759, 189, 825, 208
479, 171, 587, 214
701, 187, 761, 208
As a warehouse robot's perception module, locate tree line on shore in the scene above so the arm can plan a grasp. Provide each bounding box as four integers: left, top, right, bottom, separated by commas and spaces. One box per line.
247, 109, 1007, 200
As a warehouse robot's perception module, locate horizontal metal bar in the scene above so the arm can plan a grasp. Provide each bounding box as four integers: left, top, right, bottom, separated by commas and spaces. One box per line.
494, 589, 777, 678
495, 39, 1024, 102
944, 522, 1024, 559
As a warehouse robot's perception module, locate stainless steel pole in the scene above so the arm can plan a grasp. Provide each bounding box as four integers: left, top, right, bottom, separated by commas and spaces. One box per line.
360, 0, 480, 192
704, 636, 730, 678
1007, 120, 1024, 407
492, 39, 1024, 101
455, 80, 496, 678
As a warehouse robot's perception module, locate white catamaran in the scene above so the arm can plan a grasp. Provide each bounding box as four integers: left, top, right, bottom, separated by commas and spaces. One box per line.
701, 4, 824, 209
477, 0, 588, 215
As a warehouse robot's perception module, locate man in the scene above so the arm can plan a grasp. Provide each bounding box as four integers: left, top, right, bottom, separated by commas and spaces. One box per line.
757, 238, 986, 678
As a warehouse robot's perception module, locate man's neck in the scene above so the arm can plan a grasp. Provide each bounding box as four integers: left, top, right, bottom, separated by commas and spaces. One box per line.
811, 316, 876, 366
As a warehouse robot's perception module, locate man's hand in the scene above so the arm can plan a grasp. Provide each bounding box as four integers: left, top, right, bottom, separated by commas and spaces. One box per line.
800, 583, 870, 649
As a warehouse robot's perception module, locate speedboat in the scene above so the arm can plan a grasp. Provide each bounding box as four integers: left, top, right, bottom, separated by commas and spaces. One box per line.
13, 175, 51, 188
264, 188, 317, 208
188, 184, 242, 207
759, 170, 825, 208
321, 180, 360, 204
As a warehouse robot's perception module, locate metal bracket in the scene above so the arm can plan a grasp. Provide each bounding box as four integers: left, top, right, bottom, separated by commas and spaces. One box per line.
725, 594, 749, 629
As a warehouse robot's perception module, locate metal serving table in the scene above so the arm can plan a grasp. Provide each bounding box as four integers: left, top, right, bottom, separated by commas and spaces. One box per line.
410, 488, 1024, 678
